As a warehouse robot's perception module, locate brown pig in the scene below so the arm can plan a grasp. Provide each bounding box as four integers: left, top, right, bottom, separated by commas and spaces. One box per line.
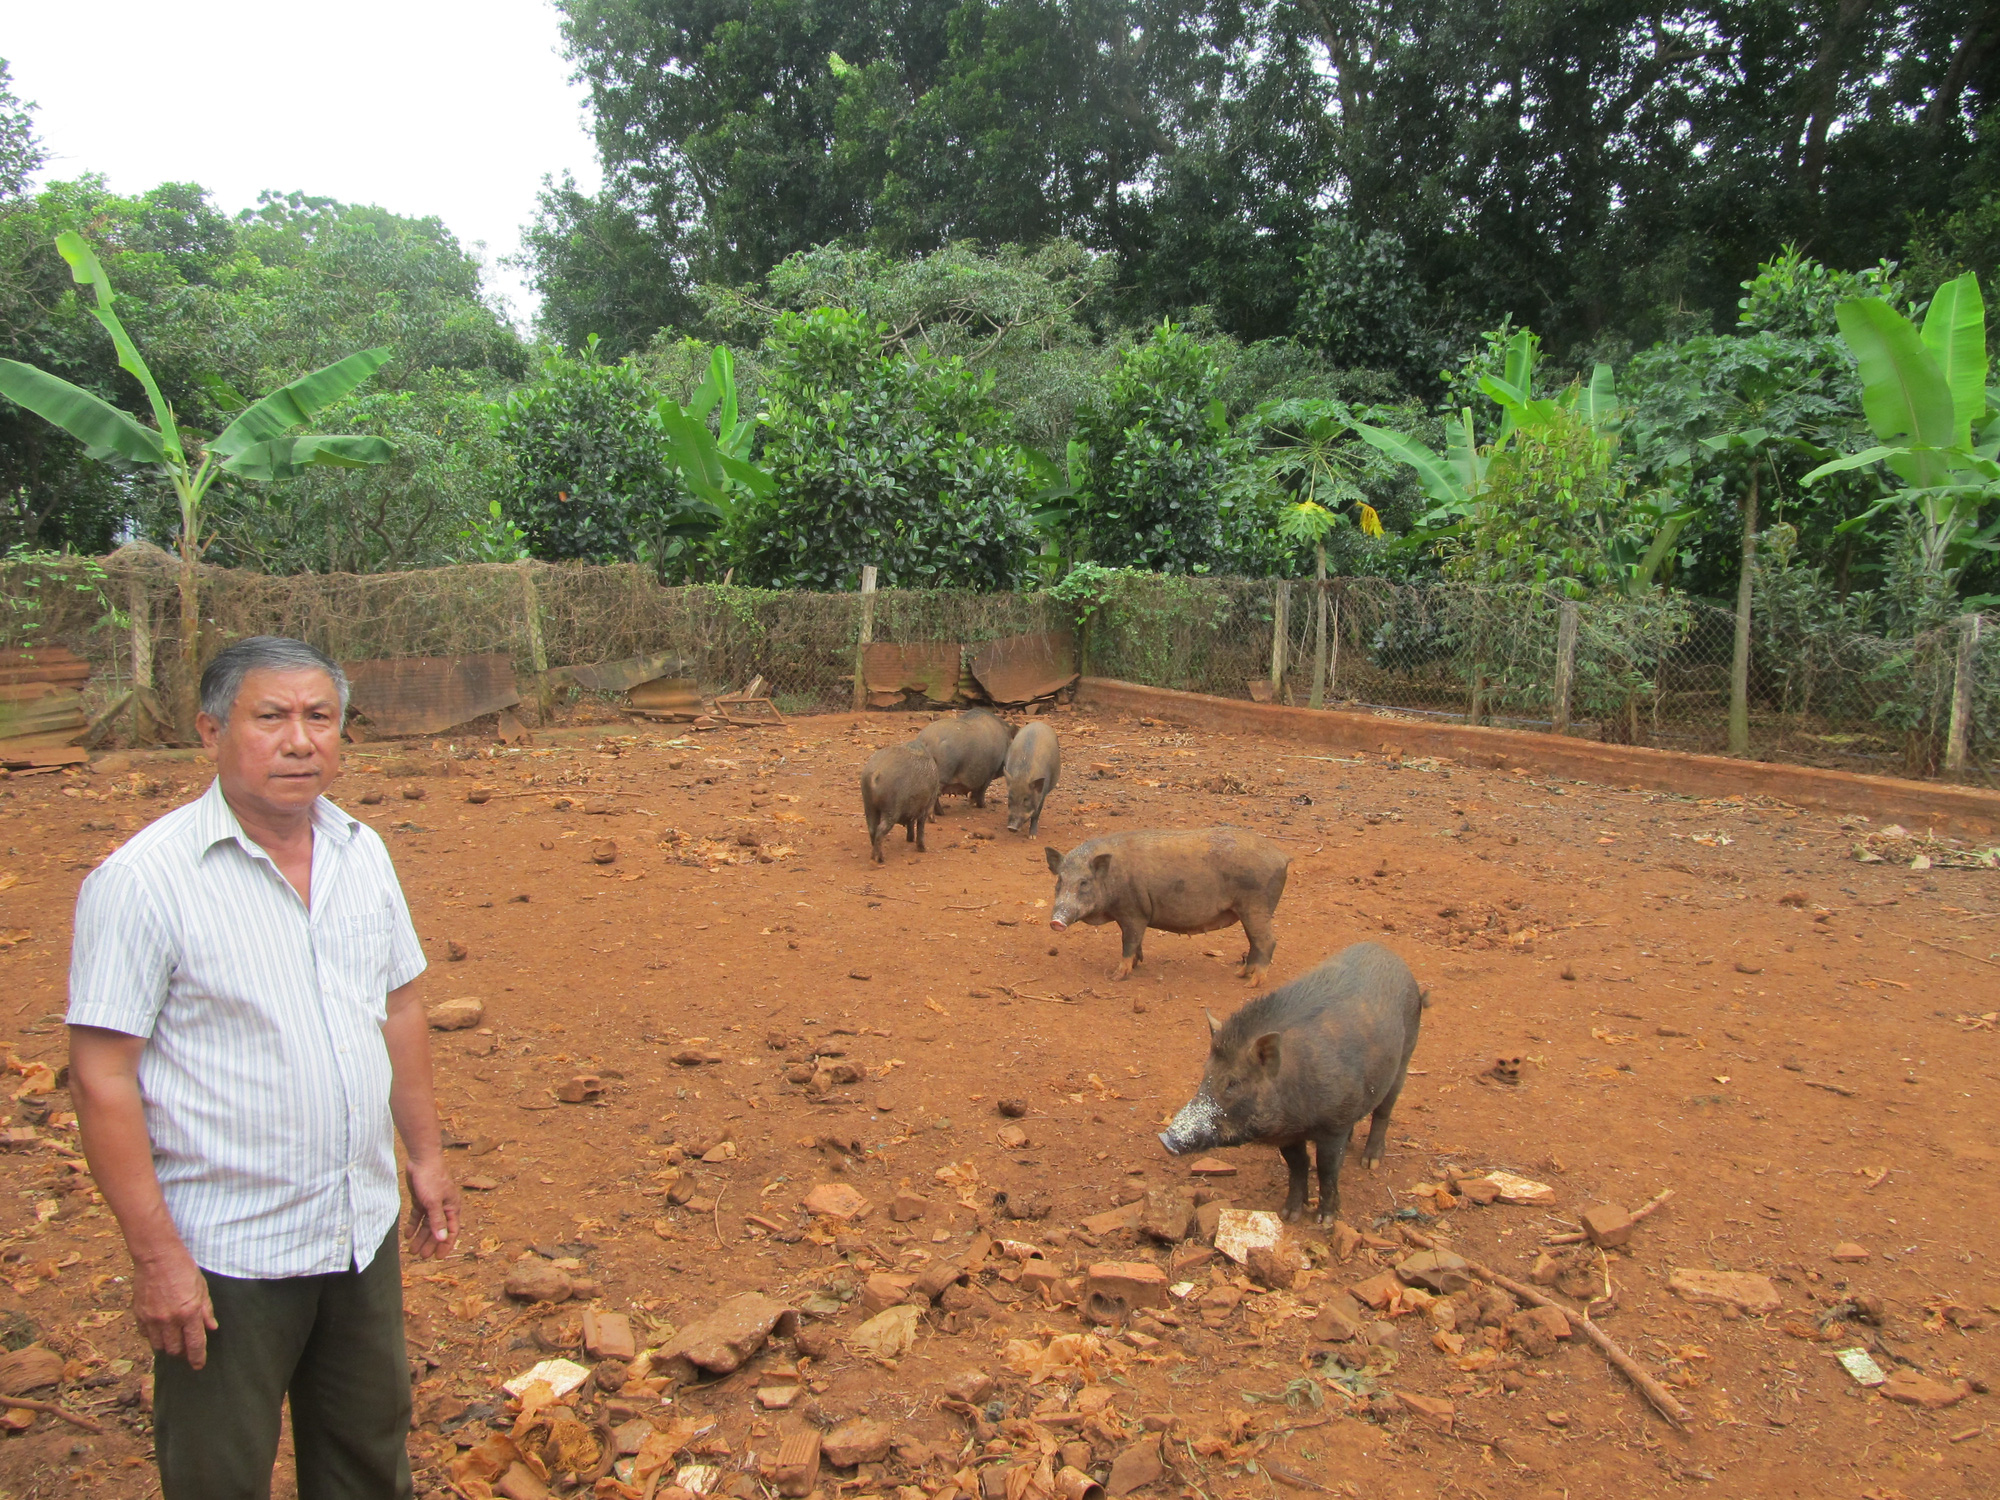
860, 742, 940, 864
1045, 827, 1290, 983
916, 708, 1014, 814
1003, 720, 1060, 836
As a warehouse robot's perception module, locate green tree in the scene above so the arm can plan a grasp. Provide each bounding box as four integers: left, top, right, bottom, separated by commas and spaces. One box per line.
732, 306, 1035, 590
0, 60, 43, 200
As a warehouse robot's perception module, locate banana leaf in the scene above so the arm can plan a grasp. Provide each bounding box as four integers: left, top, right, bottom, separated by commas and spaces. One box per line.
211, 348, 394, 457
1353, 420, 1467, 512
56, 232, 182, 462
0, 359, 166, 465
1919, 273, 1987, 447
219, 433, 395, 480
1835, 298, 1954, 489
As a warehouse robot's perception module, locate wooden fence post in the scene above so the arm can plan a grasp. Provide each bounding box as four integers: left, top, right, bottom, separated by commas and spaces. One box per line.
128, 571, 153, 697
1326, 583, 1343, 704
1553, 597, 1579, 735
1269, 580, 1288, 698
851, 565, 878, 713
518, 561, 550, 724
1945, 612, 1981, 775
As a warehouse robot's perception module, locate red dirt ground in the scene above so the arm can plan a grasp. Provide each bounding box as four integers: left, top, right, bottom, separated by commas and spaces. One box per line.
0, 702, 1995, 1500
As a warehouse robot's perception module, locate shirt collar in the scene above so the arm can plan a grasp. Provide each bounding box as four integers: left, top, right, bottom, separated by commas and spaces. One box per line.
193, 775, 361, 858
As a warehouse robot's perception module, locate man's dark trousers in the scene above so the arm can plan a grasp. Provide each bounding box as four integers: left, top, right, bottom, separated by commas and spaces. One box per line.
153, 1228, 412, 1500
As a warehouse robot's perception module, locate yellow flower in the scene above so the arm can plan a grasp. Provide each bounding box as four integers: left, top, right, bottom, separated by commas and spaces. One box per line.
1356, 502, 1384, 537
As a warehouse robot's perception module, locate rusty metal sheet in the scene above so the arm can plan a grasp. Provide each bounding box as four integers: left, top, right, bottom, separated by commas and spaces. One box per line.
627, 676, 701, 712
970, 631, 1077, 705
564, 651, 694, 693
863, 642, 962, 705
342, 655, 520, 736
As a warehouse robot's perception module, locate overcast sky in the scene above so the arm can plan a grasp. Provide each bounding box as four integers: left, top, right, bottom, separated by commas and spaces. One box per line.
7, 0, 603, 330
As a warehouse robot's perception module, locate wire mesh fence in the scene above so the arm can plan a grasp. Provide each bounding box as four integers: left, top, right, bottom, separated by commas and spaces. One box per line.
1087, 574, 1997, 786
2, 550, 1991, 786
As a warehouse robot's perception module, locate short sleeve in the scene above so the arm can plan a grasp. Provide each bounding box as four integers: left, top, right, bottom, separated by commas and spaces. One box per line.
371, 835, 427, 993
66, 860, 175, 1038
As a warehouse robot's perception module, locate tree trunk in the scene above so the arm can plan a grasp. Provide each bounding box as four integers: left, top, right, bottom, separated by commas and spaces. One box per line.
1798, 0, 1874, 196
1728, 465, 1759, 755
1309, 543, 1329, 709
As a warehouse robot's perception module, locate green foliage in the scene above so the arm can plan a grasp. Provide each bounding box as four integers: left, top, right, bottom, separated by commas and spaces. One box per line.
517, 170, 701, 357
1072, 323, 1250, 574
0, 60, 43, 201
1736, 245, 1905, 340
0, 545, 121, 653
730, 307, 1035, 590
1292, 221, 1432, 384
493, 338, 695, 567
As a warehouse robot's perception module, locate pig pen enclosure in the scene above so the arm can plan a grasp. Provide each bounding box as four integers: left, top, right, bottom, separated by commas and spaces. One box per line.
0, 699, 1996, 1500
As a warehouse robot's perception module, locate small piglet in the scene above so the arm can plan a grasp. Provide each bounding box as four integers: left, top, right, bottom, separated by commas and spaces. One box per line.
860, 742, 940, 864
1003, 720, 1060, 835
1159, 942, 1425, 1223
1045, 826, 1289, 983
916, 708, 1014, 815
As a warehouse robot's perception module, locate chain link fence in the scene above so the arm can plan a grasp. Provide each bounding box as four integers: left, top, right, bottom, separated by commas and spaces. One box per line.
3, 550, 1992, 785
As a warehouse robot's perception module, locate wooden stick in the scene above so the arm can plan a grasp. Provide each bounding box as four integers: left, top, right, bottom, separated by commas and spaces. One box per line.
1543, 1187, 1675, 1246
1, 1395, 104, 1433
1463, 1259, 1691, 1428
1892, 931, 2000, 969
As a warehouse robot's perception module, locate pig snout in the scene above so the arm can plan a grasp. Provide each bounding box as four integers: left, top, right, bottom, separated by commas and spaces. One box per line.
1048, 917, 1067, 932
1159, 1089, 1227, 1155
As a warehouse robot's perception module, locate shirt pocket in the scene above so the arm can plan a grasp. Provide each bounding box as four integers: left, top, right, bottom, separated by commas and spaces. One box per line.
319, 908, 394, 1020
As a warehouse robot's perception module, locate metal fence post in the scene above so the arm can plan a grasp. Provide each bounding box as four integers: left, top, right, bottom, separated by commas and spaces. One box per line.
1945, 611, 1981, 775
851, 565, 878, 713
1553, 597, 1579, 735
1269, 580, 1288, 698
1326, 583, 1343, 703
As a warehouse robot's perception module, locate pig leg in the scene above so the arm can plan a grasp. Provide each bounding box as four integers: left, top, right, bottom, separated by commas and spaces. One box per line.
915, 809, 930, 853
1236, 908, 1277, 986
1278, 1142, 1313, 1221
870, 826, 886, 864
1358, 1082, 1403, 1170
1111, 918, 1147, 980
970, 776, 992, 808
1027, 800, 1044, 837
1313, 1128, 1355, 1224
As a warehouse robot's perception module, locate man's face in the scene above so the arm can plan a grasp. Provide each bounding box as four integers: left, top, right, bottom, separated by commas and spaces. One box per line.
197, 668, 343, 819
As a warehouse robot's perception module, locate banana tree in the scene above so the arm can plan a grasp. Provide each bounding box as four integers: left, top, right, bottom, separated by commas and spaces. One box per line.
1254, 398, 1386, 707
1804, 271, 2000, 577
652, 345, 773, 532
0, 232, 393, 732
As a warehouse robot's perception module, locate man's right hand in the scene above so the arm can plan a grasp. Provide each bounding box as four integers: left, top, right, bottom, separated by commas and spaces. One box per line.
133, 1247, 218, 1369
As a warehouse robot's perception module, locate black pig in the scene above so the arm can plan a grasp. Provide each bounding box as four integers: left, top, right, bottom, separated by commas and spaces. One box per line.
916, 708, 1014, 815
860, 742, 940, 864
1159, 942, 1425, 1223
1003, 720, 1060, 835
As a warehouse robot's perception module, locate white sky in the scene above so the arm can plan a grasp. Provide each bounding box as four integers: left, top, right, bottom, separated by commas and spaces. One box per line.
6, 0, 603, 332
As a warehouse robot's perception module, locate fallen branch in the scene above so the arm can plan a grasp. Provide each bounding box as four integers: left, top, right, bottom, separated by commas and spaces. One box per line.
945, 901, 997, 911
1462, 1259, 1690, 1429
1891, 931, 2000, 969
998, 983, 1069, 1004
0, 1396, 104, 1433
1543, 1187, 1675, 1246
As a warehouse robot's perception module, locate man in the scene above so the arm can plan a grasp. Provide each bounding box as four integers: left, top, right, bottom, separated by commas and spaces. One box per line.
67, 635, 459, 1499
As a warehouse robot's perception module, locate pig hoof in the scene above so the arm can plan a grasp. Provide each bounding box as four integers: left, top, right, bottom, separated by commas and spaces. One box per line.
1112, 962, 1135, 980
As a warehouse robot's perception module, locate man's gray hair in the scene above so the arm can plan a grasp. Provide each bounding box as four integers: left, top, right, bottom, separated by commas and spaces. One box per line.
199, 636, 350, 725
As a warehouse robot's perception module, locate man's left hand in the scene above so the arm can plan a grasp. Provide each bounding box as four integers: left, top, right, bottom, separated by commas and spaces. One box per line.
405, 1157, 461, 1259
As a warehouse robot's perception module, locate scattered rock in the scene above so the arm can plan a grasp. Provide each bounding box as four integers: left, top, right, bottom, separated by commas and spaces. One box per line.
1667, 1267, 1783, 1315
445, 939, 469, 962
1880, 1369, 1968, 1409
822, 1416, 896, 1468
773, 1426, 821, 1498
400, 783, 425, 801
1348, 1273, 1403, 1311
1581, 1203, 1633, 1249
556, 1074, 603, 1104
1310, 1297, 1363, 1343
1081, 1201, 1145, 1236
1192, 1199, 1233, 1244
1397, 1390, 1455, 1432
911, 1261, 963, 1303
1211, 1208, 1283, 1265
1330, 1221, 1363, 1260
1395, 1248, 1472, 1295
503, 1262, 573, 1304
1479, 1171, 1555, 1205
466, 786, 492, 804
1245, 1243, 1301, 1292
582, 1309, 636, 1362
1084, 1262, 1170, 1319
653, 1293, 798, 1381
590, 838, 617, 864
1187, 1157, 1237, 1177
944, 1369, 997, 1405
889, 1191, 928, 1223
1106, 1433, 1166, 1495
859, 1274, 918, 1314
427, 996, 485, 1031
1140, 1190, 1194, 1245
1830, 1242, 1870, 1264
997, 1098, 1028, 1117
803, 1183, 871, 1221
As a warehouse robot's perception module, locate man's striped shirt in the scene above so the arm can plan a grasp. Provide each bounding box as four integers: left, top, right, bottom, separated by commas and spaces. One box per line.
67, 777, 425, 1278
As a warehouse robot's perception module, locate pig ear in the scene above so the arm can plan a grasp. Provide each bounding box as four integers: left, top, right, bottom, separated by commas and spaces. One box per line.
1204, 1008, 1222, 1039
1250, 1032, 1282, 1071
1089, 851, 1112, 875
1044, 847, 1063, 875
1030, 777, 1046, 795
